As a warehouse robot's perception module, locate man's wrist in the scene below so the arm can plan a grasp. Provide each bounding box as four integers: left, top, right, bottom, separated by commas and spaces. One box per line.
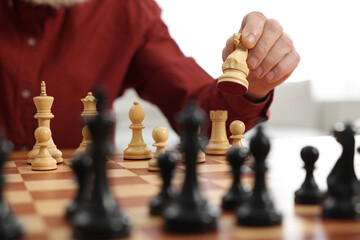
244, 91, 270, 103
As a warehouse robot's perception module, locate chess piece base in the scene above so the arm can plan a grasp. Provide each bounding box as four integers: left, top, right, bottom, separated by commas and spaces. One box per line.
237, 202, 282, 226
148, 157, 160, 171
31, 158, 57, 171
164, 201, 220, 233
205, 143, 230, 155
73, 209, 130, 239
322, 196, 357, 219
124, 146, 152, 160
222, 190, 250, 210
295, 188, 324, 204
217, 71, 248, 96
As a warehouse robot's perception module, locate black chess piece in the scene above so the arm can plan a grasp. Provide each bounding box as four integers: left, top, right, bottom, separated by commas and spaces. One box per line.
65, 153, 93, 221
222, 147, 250, 210
0, 128, 23, 240
236, 125, 282, 226
164, 100, 220, 233
72, 90, 130, 239
322, 123, 358, 219
150, 151, 179, 215
294, 146, 324, 204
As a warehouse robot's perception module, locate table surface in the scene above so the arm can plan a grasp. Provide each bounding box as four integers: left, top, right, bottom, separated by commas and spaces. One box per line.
3, 135, 360, 240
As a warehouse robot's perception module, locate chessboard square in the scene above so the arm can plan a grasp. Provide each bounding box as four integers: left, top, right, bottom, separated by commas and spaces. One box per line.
21, 171, 73, 181
20, 214, 47, 235
4, 173, 23, 183
126, 168, 158, 176
111, 183, 159, 198
4, 160, 16, 168
43, 216, 71, 229
4, 190, 33, 204
116, 195, 153, 208
14, 160, 29, 167
210, 179, 233, 189
25, 179, 76, 191
107, 169, 137, 178
118, 161, 149, 169
109, 176, 149, 186
178, 164, 230, 173
31, 189, 76, 200
18, 164, 72, 174
4, 168, 19, 174
199, 171, 232, 180
139, 173, 184, 185
203, 189, 226, 206
34, 199, 70, 216
233, 223, 283, 239
106, 162, 125, 169
4, 182, 27, 191
48, 228, 72, 240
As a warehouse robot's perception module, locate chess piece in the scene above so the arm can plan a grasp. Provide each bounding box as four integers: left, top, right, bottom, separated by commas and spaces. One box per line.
31, 126, 57, 171
124, 101, 152, 160
230, 120, 245, 148
294, 146, 323, 204
150, 151, 178, 215
164, 100, 220, 233
197, 127, 206, 163
73, 90, 130, 239
27, 81, 63, 164
217, 33, 249, 95
148, 127, 169, 171
181, 127, 206, 163
237, 125, 282, 226
205, 110, 230, 155
74, 92, 98, 155
222, 147, 250, 210
322, 123, 358, 219
65, 153, 93, 221
0, 129, 23, 240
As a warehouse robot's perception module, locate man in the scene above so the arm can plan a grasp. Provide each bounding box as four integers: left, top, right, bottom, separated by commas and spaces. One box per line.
0, 0, 300, 150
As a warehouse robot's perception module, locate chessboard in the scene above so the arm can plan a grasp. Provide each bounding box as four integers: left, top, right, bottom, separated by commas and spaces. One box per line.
4, 137, 360, 240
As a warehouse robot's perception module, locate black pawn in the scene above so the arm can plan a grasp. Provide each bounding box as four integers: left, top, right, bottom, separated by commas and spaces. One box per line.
236, 125, 282, 226
322, 123, 358, 219
294, 146, 323, 204
72, 90, 130, 239
150, 151, 179, 215
0, 129, 23, 240
164, 100, 220, 233
222, 147, 250, 210
65, 153, 92, 220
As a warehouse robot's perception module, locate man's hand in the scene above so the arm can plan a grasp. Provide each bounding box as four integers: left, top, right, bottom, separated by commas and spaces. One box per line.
222, 11, 300, 102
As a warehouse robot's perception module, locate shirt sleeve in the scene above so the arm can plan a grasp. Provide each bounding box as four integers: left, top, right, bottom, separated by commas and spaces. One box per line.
124, 0, 273, 135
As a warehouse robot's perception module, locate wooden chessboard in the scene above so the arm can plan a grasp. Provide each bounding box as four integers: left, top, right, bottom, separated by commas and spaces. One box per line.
4, 143, 360, 240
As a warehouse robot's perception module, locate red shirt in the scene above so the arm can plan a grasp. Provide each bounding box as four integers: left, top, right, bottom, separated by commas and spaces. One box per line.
0, 0, 273, 150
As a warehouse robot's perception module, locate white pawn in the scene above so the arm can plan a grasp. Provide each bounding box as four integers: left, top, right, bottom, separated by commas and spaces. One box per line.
124, 101, 152, 160
31, 126, 57, 171
148, 127, 169, 171
230, 120, 245, 148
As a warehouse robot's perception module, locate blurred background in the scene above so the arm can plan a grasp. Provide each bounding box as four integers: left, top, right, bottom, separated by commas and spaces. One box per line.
113, 0, 360, 150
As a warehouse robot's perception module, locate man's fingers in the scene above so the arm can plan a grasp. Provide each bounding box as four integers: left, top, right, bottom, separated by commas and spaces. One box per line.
252, 33, 293, 79
264, 49, 301, 83
240, 11, 267, 49
246, 18, 283, 70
